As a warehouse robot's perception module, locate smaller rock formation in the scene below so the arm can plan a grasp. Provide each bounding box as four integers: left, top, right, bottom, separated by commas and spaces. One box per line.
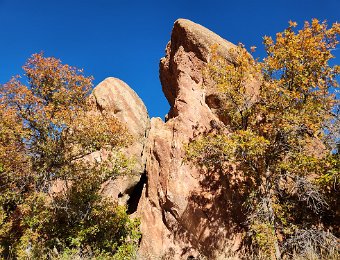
91, 77, 150, 206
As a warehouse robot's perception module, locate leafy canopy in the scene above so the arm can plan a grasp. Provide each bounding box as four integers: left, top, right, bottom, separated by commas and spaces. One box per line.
0, 53, 140, 259
187, 19, 340, 259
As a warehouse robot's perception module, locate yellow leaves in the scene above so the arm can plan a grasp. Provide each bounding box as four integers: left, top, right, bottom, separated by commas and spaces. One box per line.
66, 111, 132, 160
289, 20, 297, 28
23, 53, 93, 111
334, 65, 340, 74
263, 36, 274, 47
232, 130, 270, 156
187, 129, 270, 172
185, 19, 340, 258
206, 44, 262, 131
251, 220, 277, 257
263, 19, 338, 84
259, 19, 340, 138
0, 53, 140, 259
0, 51, 133, 193
190, 18, 339, 176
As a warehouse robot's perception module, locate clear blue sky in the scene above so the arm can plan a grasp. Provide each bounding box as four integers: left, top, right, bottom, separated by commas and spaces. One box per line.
0, 0, 339, 118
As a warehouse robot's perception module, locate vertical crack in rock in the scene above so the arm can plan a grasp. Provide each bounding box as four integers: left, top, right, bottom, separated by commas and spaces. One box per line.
126, 170, 147, 214
128, 124, 150, 214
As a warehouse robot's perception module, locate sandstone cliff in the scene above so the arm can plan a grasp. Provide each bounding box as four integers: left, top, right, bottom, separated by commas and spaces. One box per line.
90, 19, 246, 259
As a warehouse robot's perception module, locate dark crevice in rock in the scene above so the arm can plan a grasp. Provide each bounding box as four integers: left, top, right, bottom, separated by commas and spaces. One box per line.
205, 94, 221, 109
93, 95, 105, 113
126, 171, 147, 214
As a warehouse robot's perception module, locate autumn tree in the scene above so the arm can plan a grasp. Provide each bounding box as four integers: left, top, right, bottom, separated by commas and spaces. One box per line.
187, 20, 340, 259
0, 53, 140, 259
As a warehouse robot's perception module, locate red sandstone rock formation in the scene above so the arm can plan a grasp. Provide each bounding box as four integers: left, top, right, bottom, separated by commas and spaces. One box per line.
87, 19, 249, 259
91, 77, 150, 206
82, 18, 327, 260
137, 19, 243, 259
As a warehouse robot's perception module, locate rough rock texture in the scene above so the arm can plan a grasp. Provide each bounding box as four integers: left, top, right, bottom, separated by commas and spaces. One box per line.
91, 77, 150, 205
137, 19, 243, 259
93, 77, 149, 141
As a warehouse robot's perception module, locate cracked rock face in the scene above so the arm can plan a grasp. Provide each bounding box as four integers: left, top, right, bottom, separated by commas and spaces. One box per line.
137, 19, 243, 259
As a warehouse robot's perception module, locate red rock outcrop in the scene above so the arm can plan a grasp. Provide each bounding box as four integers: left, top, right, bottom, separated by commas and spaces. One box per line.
81, 19, 326, 260
91, 77, 150, 205
137, 19, 244, 259
84, 19, 250, 259
50, 78, 150, 207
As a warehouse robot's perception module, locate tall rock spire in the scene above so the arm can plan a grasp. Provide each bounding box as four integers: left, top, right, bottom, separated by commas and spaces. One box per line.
137, 19, 243, 259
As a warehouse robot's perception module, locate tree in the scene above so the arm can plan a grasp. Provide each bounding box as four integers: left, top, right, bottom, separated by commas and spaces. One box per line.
0, 53, 140, 259
187, 20, 340, 259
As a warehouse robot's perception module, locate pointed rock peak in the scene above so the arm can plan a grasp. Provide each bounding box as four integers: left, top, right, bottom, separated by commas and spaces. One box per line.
160, 19, 237, 118
170, 18, 236, 62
